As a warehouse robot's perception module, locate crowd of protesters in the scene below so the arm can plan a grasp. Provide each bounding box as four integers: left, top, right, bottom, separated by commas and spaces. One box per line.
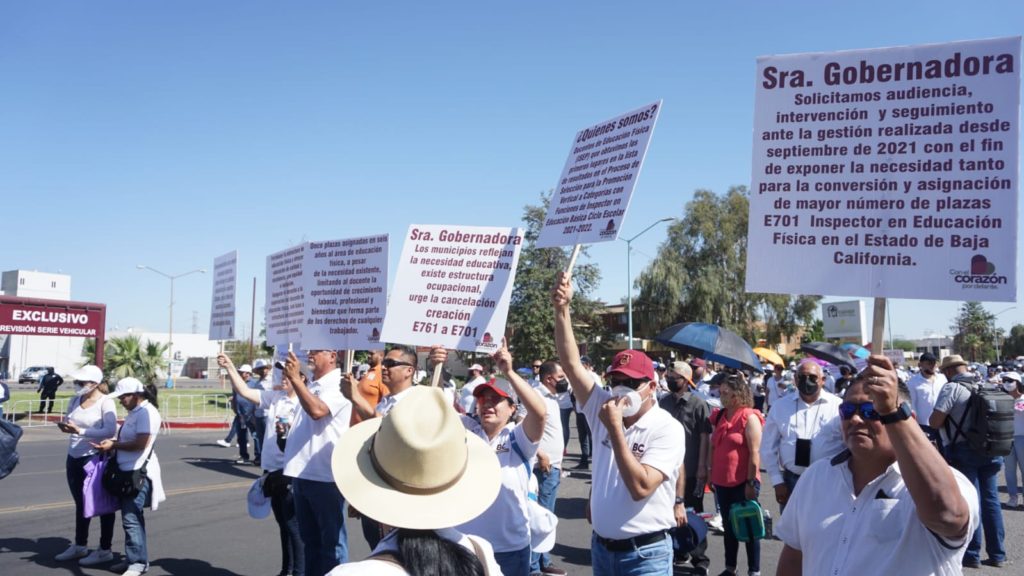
33, 274, 1024, 575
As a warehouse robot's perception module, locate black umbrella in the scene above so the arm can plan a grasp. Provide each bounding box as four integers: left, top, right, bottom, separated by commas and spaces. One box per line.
799, 342, 855, 369
654, 323, 763, 372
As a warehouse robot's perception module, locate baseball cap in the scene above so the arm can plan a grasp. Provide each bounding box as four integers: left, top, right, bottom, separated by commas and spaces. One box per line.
247, 478, 271, 519
472, 377, 518, 402
689, 357, 706, 369
70, 365, 103, 384
669, 361, 693, 383
919, 352, 938, 363
107, 377, 145, 398
238, 364, 253, 373
253, 359, 270, 370
468, 364, 484, 372
606, 350, 655, 381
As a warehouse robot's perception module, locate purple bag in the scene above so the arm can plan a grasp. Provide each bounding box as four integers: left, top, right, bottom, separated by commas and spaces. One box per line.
83, 455, 119, 517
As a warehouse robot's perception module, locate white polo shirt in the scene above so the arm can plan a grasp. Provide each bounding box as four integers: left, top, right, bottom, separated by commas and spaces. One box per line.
376, 386, 413, 417
259, 390, 301, 472
776, 452, 979, 576
760, 390, 844, 485
457, 417, 538, 553
582, 386, 685, 540
906, 372, 947, 426
536, 387, 564, 469
283, 369, 351, 482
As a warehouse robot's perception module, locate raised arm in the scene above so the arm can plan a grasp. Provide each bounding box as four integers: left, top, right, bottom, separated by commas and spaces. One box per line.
864, 355, 970, 541
217, 353, 262, 405
551, 271, 596, 410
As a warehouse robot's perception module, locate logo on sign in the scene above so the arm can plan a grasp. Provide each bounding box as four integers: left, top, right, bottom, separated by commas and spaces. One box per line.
950, 255, 1008, 289
369, 328, 380, 342
827, 305, 838, 318
599, 219, 618, 239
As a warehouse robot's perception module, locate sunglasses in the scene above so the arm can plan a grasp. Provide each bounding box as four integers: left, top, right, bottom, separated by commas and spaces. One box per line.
382, 358, 413, 369
609, 377, 647, 390
532, 364, 542, 369
838, 401, 882, 421
797, 373, 820, 385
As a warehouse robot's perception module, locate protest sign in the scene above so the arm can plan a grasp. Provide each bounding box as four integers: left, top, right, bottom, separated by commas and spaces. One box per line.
747, 37, 1019, 302
381, 224, 523, 353
272, 344, 309, 388
265, 243, 306, 347
536, 100, 663, 248
821, 300, 867, 342
209, 250, 237, 341
300, 234, 389, 351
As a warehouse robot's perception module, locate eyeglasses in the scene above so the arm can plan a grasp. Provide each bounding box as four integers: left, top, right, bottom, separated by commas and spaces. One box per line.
838, 401, 882, 421
797, 373, 820, 385
382, 358, 413, 369
532, 364, 542, 369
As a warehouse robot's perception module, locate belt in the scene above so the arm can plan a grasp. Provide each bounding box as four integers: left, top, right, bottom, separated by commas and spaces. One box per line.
595, 530, 667, 552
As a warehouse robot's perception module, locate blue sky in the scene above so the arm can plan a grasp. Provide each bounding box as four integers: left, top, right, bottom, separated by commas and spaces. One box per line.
2, 1, 1021, 342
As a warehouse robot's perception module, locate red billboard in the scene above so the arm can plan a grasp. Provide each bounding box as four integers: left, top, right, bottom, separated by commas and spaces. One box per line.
0, 296, 107, 365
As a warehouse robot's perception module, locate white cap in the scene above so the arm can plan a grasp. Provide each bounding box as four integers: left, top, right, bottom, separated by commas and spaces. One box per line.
247, 479, 271, 519
70, 365, 103, 383
469, 364, 484, 372
108, 377, 145, 398
1001, 372, 1022, 384
238, 364, 253, 373
253, 359, 270, 370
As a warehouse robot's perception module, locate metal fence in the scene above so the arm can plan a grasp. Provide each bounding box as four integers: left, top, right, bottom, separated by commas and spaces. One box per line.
2, 394, 232, 430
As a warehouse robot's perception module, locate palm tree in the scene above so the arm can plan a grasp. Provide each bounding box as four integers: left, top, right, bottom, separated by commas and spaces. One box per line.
103, 334, 167, 385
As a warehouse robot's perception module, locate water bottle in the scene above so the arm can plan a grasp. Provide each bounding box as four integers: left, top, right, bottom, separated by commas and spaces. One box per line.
762, 509, 773, 539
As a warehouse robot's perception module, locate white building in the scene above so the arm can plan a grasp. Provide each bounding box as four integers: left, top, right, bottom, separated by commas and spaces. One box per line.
0, 270, 85, 380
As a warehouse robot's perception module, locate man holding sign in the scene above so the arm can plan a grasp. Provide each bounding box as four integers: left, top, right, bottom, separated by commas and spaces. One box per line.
552, 272, 684, 576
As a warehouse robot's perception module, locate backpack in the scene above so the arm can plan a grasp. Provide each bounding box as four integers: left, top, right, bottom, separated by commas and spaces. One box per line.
0, 417, 23, 479
946, 378, 1014, 457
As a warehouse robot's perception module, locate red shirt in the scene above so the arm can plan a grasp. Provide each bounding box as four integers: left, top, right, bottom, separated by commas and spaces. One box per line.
710, 406, 763, 488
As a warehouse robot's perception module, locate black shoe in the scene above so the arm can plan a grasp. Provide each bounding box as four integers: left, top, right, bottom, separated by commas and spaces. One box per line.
981, 558, 1009, 568
572, 460, 589, 470
962, 558, 981, 569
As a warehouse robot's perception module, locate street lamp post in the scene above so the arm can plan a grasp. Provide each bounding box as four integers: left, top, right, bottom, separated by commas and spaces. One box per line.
624, 217, 674, 350
992, 306, 1016, 361
137, 265, 205, 388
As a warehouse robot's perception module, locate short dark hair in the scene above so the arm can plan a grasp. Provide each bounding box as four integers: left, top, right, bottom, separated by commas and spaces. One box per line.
539, 361, 560, 379
388, 345, 419, 367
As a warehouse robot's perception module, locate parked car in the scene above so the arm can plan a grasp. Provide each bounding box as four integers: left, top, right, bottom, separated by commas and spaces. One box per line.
18, 366, 53, 384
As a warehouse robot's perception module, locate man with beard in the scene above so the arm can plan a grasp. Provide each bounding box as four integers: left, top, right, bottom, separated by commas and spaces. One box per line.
659, 361, 711, 575
760, 360, 844, 512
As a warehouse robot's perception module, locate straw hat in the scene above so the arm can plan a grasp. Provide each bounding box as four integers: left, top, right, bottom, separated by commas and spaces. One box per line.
332, 386, 501, 530
938, 355, 967, 372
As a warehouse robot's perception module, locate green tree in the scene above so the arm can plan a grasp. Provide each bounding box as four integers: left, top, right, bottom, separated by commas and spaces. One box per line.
103, 334, 168, 384
506, 192, 610, 368
891, 339, 917, 352
1001, 324, 1024, 358
800, 319, 825, 344
633, 187, 821, 345
950, 301, 997, 362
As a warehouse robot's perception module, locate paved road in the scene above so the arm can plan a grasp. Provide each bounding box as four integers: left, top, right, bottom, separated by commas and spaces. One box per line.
2, 425, 1021, 575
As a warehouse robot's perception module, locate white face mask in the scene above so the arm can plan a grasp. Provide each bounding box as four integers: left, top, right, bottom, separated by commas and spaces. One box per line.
612, 385, 645, 418
1002, 382, 1018, 394
75, 383, 94, 396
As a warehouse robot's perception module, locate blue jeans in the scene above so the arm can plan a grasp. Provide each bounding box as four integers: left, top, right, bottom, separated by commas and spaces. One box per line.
253, 415, 266, 462
591, 531, 672, 576
494, 545, 531, 576
1004, 436, 1024, 499
292, 478, 348, 576
120, 477, 152, 569
714, 483, 760, 574
560, 408, 573, 449
576, 410, 592, 463
947, 442, 1006, 563
530, 465, 562, 572
271, 484, 305, 576
66, 455, 115, 549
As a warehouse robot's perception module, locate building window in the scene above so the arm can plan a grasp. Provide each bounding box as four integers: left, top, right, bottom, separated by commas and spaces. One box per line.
51, 281, 57, 288
19, 278, 25, 285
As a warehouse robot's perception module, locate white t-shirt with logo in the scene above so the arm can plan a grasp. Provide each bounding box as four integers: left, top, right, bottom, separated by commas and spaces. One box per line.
259, 390, 301, 472
457, 417, 538, 553
582, 386, 685, 540
283, 369, 352, 482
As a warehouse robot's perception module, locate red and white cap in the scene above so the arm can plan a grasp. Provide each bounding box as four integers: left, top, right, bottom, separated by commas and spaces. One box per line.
606, 350, 655, 381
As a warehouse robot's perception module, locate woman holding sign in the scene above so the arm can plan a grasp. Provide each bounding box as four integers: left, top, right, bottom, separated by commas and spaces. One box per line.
429, 342, 547, 576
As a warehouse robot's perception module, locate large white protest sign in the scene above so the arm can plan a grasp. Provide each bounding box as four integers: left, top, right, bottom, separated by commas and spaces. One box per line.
536, 101, 663, 248
300, 234, 389, 351
381, 225, 523, 353
747, 37, 1019, 301
209, 250, 237, 340
265, 243, 306, 347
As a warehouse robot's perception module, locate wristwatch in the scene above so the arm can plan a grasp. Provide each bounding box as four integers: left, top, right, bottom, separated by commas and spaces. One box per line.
879, 402, 913, 425
674, 496, 685, 505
